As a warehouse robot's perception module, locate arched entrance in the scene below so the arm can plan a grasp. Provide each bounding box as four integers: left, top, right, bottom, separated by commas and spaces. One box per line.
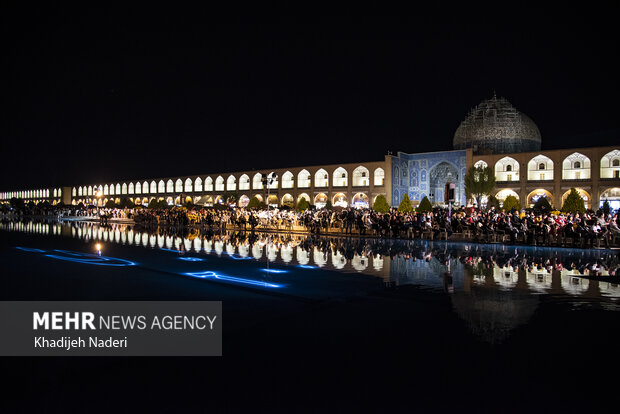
600, 187, 620, 210
267, 195, 278, 207
238, 195, 250, 208
430, 162, 459, 204
495, 189, 519, 203
281, 194, 294, 208
352, 193, 369, 209
561, 188, 591, 209
527, 189, 553, 207
314, 193, 328, 209
332, 193, 348, 208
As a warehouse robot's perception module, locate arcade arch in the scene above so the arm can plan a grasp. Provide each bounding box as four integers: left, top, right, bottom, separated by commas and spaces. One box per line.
562, 152, 591, 180
215, 176, 225, 192
495, 157, 519, 182
239, 174, 250, 191
600, 187, 620, 210
315, 169, 329, 188
333, 167, 348, 187
298, 170, 311, 188
352, 192, 369, 209
526, 189, 553, 207
352, 166, 369, 186
314, 193, 328, 208
281, 171, 294, 189
332, 193, 347, 207
227, 175, 236, 191
281, 193, 294, 208
600, 150, 620, 179
527, 155, 554, 180
561, 188, 591, 209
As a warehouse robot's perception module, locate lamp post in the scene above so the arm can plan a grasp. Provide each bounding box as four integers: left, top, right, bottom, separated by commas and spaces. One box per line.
261, 172, 278, 218
261, 172, 277, 274
96, 190, 103, 215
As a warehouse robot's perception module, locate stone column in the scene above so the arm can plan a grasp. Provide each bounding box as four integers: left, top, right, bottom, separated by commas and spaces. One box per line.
591, 153, 600, 208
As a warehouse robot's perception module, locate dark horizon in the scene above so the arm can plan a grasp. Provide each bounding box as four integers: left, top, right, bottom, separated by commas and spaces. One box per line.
1, 12, 618, 191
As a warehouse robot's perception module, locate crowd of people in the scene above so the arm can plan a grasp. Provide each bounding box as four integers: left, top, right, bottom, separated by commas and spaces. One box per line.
2, 201, 620, 248
129, 205, 620, 248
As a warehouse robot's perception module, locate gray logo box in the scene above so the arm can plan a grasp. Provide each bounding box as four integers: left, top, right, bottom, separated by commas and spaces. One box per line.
0, 301, 222, 356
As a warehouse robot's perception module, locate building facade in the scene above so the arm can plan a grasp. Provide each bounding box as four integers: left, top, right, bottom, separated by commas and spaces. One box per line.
389, 149, 469, 207
2, 95, 619, 211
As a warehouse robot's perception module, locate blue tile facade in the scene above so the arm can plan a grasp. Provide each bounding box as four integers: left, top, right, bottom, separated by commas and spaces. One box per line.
391, 150, 467, 206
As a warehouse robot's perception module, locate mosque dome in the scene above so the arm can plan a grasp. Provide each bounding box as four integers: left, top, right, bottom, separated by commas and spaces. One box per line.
453, 94, 541, 154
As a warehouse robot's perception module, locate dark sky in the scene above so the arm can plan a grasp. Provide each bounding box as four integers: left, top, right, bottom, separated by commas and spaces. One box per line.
1, 11, 618, 190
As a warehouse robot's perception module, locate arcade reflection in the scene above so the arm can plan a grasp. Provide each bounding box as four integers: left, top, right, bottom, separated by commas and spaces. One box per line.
2, 219, 619, 344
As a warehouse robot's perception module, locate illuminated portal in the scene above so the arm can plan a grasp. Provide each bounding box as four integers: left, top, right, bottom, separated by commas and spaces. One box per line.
352, 193, 369, 209
391, 149, 466, 206
314, 193, 328, 209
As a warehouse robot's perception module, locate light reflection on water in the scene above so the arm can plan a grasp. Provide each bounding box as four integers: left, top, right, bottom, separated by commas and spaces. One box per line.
2, 219, 620, 344
2, 220, 618, 296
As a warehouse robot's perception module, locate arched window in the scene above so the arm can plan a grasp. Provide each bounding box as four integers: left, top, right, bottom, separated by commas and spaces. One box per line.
474, 160, 488, 169
215, 176, 225, 192
374, 168, 385, 186
266, 172, 278, 189
166, 180, 174, 193
563, 152, 591, 179
158, 180, 166, 193
600, 150, 620, 178
281, 171, 294, 189
128, 183, 134, 194
175, 179, 183, 192
184, 178, 193, 192
104, 185, 109, 195
151, 181, 157, 193
135, 182, 141, 194
205, 177, 214, 191
315, 169, 329, 187
297, 169, 311, 188
239, 174, 250, 190
194, 177, 203, 192
227, 175, 236, 191
252, 173, 263, 190
142, 181, 149, 194
121, 183, 127, 194
115, 184, 121, 194
495, 157, 519, 181
352, 166, 370, 186
528, 155, 553, 181
333, 167, 348, 187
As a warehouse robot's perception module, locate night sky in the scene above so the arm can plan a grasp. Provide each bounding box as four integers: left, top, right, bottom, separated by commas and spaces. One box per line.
1, 11, 618, 191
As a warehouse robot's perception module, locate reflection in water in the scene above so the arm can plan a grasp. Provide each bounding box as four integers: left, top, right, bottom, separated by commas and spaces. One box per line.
2, 219, 619, 343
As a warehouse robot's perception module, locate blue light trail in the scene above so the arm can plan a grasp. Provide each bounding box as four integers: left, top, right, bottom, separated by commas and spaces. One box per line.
183, 271, 282, 288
